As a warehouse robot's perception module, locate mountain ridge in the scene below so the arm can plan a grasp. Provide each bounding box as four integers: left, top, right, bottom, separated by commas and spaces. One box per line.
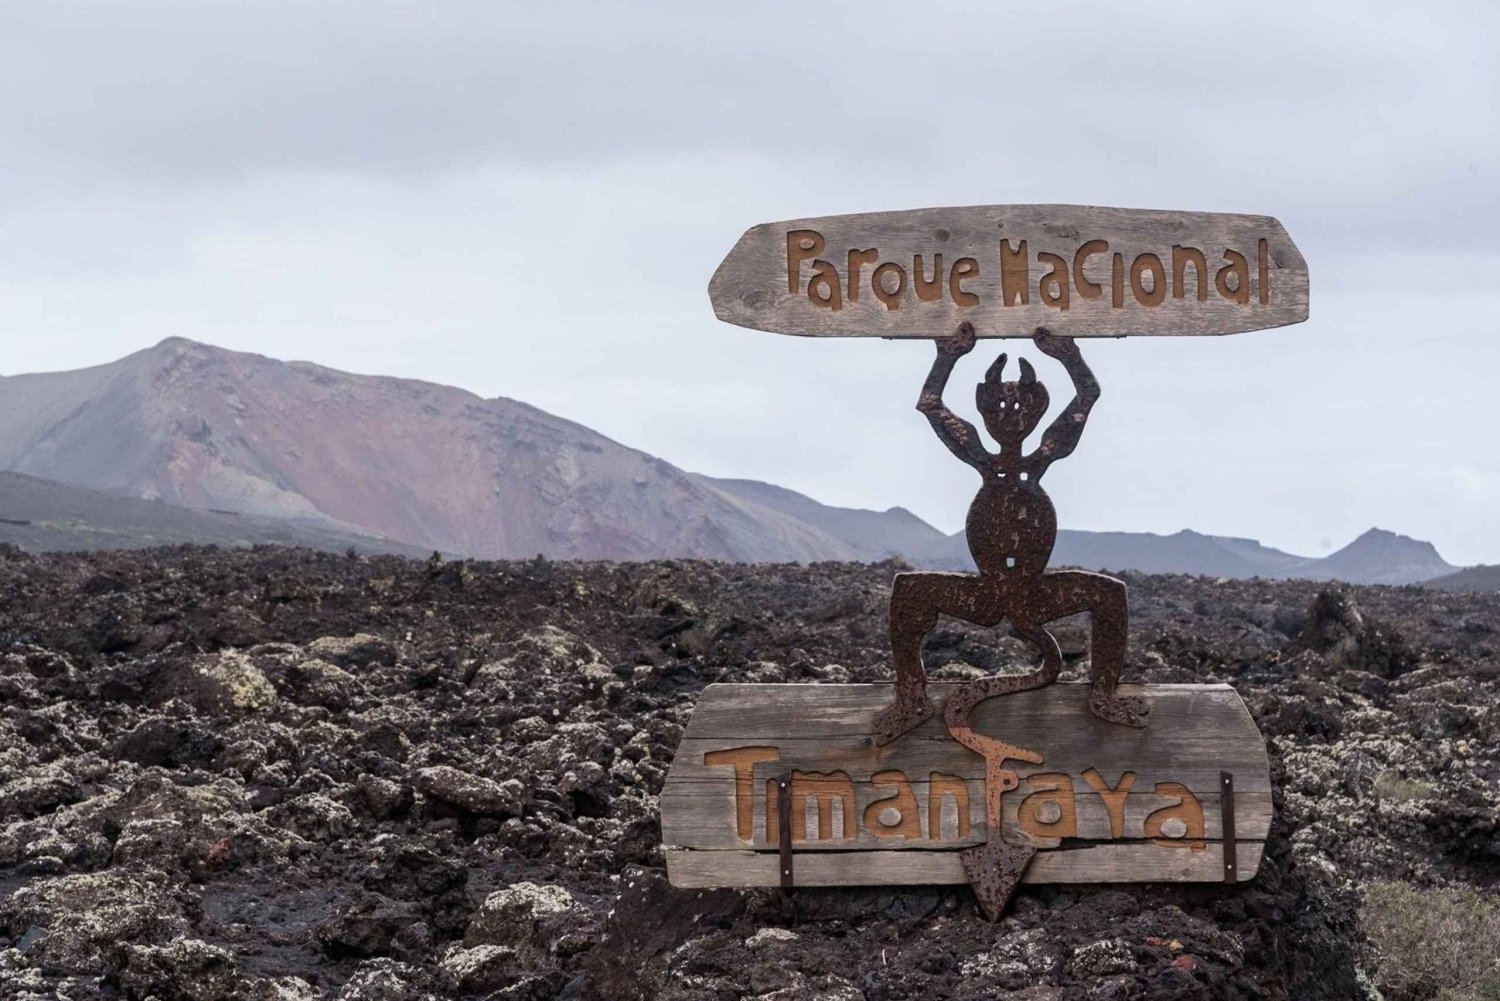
0, 338, 881, 562
0, 338, 1466, 585
909, 524, 1457, 585
0, 470, 432, 557
693, 475, 947, 562
1424, 564, 1500, 593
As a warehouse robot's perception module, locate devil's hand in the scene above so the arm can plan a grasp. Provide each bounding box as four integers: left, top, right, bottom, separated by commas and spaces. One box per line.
1032, 328, 1080, 360
937, 322, 978, 358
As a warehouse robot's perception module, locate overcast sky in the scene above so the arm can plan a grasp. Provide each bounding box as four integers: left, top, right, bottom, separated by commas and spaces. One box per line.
3, 2, 1498, 563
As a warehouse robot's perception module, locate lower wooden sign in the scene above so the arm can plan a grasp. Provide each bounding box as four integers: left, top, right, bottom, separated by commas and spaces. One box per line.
661, 682, 1270, 891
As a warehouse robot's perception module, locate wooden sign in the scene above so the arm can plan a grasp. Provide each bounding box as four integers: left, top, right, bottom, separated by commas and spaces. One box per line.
708, 204, 1308, 338
661, 682, 1270, 889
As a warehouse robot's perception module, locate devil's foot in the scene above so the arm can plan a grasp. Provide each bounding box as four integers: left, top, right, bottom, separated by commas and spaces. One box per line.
1089, 690, 1149, 728
873, 696, 934, 745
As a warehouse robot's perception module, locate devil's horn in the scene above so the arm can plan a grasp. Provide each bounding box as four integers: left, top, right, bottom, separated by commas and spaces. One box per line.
985, 353, 1008, 383
1019, 358, 1036, 385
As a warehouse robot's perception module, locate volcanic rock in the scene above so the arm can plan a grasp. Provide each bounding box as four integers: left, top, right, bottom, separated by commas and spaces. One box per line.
117, 938, 241, 1001
414, 766, 523, 817
0, 546, 1494, 999
463, 882, 576, 950
162, 649, 278, 713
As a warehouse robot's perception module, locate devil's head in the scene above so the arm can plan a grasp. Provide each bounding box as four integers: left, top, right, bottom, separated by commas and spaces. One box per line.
976, 353, 1049, 444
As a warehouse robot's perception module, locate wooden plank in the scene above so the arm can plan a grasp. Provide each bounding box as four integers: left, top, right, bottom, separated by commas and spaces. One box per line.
660, 786, 1271, 850
665, 842, 1265, 887
664, 684, 1270, 797
660, 682, 1271, 886
708, 204, 1308, 339
678, 682, 1259, 743
673, 684, 1268, 773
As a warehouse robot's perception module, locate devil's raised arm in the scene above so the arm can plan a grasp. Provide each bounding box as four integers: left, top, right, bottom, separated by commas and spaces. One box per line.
918, 324, 990, 472
1030, 330, 1100, 475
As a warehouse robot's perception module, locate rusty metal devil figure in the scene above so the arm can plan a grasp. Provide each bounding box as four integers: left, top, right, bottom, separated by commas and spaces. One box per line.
874, 321, 1149, 919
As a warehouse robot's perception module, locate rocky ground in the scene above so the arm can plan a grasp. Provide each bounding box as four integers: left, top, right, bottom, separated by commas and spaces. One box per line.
0, 544, 1496, 1000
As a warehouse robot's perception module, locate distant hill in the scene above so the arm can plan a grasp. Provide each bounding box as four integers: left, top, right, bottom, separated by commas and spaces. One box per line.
1425, 565, 1500, 593
0, 471, 429, 556
1056, 530, 1302, 579
912, 527, 1296, 578
1208, 535, 1311, 574
1293, 528, 1455, 586
912, 525, 1458, 586
0, 338, 862, 562
695, 476, 946, 561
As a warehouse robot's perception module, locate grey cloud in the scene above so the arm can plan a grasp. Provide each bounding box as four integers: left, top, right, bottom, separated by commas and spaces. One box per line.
1, 1, 1498, 562
5, 4, 1496, 198
6, 4, 1494, 239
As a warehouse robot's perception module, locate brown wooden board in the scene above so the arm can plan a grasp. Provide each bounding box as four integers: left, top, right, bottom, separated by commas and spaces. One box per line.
661, 682, 1270, 886
708, 204, 1308, 339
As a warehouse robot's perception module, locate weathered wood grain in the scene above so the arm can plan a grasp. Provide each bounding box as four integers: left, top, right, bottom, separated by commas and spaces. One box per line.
665, 841, 1264, 887
708, 204, 1308, 338
661, 682, 1270, 886
660, 785, 1271, 851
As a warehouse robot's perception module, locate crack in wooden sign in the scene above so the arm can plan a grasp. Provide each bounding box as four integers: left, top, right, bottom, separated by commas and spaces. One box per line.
708, 204, 1308, 338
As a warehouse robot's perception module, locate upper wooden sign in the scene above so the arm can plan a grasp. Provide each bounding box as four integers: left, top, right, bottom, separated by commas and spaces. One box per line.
708, 204, 1308, 338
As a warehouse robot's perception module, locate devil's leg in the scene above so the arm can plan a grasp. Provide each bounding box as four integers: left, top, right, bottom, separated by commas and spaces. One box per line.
875, 572, 945, 744
1025, 570, 1147, 728
875, 572, 996, 744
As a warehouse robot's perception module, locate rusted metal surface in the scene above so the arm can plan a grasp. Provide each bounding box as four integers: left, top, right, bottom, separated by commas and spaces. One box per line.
874, 324, 1148, 746
877, 323, 1152, 920
1221, 771, 1237, 884
777, 772, 793, 888
959, 840, 1039, 922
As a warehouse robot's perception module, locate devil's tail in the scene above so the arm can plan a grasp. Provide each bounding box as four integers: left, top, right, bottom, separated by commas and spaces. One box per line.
943, 625, 1061, 921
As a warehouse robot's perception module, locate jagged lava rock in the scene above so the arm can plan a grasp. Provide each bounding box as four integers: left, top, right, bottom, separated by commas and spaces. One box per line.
0, 546, 1493, 999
